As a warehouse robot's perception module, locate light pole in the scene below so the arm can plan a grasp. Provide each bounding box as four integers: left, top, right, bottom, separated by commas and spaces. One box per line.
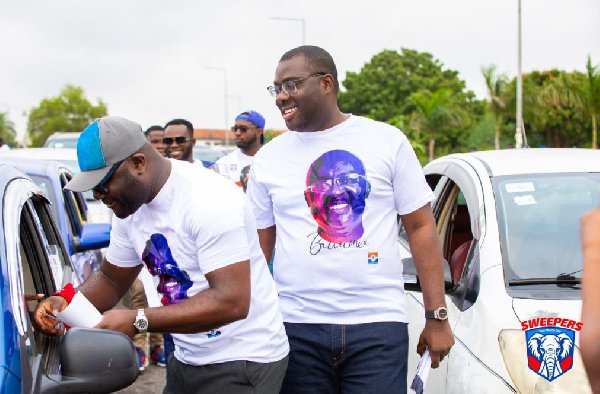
202, 66, 230, 146
515, 0, 524, 149
269, 17, 305, 45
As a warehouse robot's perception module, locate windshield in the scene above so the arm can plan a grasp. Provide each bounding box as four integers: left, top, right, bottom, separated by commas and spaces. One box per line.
30, 175, 59, 220
494, 173, 600, 285
45, 138, 78, 149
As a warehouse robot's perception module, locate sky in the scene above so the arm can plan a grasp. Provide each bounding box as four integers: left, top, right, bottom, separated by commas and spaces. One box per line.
1, 0, 598, 142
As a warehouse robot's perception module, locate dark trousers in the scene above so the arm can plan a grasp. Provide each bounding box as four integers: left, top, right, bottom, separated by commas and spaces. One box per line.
281, 322, 408, 394
163, 354, 289, 394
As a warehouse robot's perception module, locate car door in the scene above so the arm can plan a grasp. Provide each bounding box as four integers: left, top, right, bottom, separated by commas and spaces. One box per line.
401, 159, 485, 393
4, 177, 77, 393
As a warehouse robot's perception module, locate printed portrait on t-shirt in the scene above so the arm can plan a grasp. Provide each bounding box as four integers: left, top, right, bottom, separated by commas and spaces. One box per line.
305, 150, 371, 243
142, 233, 193, 306
240, 165, 251, 193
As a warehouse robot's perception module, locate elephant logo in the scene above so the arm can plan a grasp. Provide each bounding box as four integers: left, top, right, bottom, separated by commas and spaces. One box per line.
526, 327, 574, 382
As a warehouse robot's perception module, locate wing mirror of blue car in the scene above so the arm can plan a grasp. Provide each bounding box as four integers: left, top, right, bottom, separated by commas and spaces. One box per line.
74, 223, 111, 253
41, 328, 139, 393
402, 257, 454, 292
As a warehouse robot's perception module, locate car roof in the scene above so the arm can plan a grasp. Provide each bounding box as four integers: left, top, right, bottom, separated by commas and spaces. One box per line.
442, 148, 600, 177
0, 157, 69, 178
0, 148, 78, 161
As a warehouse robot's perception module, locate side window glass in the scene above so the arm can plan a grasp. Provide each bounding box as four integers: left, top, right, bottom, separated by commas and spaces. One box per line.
64, 172, 88, 223
60, 174, 82, 236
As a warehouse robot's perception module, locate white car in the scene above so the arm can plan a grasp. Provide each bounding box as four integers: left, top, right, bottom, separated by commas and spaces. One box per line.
0, 148, 112, 224
400, 148, 596, 393
43, 131, 81, 149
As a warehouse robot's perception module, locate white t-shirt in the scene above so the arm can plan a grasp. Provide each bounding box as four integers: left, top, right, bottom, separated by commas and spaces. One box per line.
216, 149, 253, 191
247, 115, 434, 325
106, 160, 288, 366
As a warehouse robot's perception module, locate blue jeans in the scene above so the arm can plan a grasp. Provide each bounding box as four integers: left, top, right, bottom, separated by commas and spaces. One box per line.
281, 322, 408, 394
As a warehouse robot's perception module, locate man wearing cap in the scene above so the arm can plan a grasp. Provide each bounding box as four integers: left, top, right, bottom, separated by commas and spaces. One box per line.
215, 111, 265, 190
33, 116, 289, 393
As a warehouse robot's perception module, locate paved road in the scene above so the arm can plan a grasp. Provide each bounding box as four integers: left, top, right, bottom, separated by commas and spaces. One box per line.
115, 363, 167, 393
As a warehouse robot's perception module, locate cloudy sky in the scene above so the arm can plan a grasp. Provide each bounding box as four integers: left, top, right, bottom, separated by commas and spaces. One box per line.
1, 0, 598, 141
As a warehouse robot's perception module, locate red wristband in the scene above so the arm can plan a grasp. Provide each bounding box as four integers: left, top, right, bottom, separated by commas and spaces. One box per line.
51, 283, 76, 304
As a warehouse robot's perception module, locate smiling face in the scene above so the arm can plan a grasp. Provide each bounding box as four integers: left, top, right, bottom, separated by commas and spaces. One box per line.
92, 158, 149, 219
305, 150, 370, 243
274, 56, 329, 132
164, 124, 195, 162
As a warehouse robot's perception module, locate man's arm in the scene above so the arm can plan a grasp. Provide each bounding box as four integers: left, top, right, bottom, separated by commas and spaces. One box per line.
258, 225, 276, 264
95, 260, 251, 338
580, 206, 600, 393
401, 204, 454, 368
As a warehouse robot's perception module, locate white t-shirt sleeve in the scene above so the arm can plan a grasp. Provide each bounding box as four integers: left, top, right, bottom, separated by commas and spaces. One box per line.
185, 193, 251, 274
246, 165, 275, 229
393, 135, 435, 215
105, 217, 142, 267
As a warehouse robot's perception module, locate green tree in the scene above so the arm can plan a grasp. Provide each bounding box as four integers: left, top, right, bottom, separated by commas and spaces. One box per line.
584, 56, 600, 149
410, 89, 464, 162
27, 85, 108, 147
481, 65, 508, 150
0, 112, 17, 147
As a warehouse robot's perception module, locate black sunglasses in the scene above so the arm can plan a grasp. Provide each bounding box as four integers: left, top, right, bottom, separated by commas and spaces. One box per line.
93, 160, 124, 195
163, 137, 192, 145
231, 125, 258, 132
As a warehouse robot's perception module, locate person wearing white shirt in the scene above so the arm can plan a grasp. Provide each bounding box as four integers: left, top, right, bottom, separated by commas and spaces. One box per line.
247, 45, 454, 393
216, 111, 265, 192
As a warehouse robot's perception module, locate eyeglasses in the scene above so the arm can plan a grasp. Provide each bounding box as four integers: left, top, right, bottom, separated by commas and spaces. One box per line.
267, 73, 326, 98
163, 137, 192, 145
93, 160, 124, 195
306, 173, 367, 193
231, 125, 258, 133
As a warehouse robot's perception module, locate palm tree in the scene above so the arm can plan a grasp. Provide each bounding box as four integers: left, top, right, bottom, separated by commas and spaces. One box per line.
410, 89, 462, 162
481, 65, 508, 150
584, 56, 600, 149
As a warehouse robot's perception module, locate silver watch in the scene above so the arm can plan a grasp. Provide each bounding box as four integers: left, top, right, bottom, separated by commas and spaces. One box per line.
133, 309, 149, 333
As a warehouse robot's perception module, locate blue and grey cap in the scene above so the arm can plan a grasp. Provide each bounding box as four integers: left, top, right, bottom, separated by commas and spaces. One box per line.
64, 116, 146, 192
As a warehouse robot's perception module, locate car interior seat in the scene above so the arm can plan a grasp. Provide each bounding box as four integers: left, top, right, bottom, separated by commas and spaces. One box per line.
448, 204, 473, 285
450, 240, 472, 285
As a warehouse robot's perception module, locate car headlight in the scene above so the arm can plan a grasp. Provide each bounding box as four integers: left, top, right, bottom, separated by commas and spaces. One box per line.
498, 329, 592, 393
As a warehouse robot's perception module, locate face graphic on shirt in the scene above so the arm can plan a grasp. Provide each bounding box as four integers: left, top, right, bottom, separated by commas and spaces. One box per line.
240, 165, 251, 192
142, 233, 193, 305
305, 150, 370, 243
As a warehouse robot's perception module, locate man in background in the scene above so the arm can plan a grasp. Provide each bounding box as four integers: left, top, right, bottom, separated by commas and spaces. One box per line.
145, 125, 165, 157
164, 118, 216, 169
216, 111, 264, 191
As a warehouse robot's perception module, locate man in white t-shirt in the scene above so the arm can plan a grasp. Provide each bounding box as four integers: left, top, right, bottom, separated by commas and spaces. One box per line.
247, 45, 454, 393
216, 110, 265, 191
34, 116, 289, 393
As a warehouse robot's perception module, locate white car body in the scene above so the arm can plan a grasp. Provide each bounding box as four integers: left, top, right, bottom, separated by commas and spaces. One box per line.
401, 149, 596, 393
0, 148, 112, 224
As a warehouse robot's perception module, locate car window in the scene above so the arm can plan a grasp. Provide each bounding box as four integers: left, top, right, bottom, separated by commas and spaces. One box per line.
64, 172, 88, 222
29, 175, 59, 220
45, 139, 78, 149
494, 173, 600, 283
60, 174, 84, 236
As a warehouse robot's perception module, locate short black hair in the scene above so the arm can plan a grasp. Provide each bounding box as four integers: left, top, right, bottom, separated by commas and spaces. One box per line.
280, 45, 339, 93
164, 119, 194, 138
145, 125, 164, 136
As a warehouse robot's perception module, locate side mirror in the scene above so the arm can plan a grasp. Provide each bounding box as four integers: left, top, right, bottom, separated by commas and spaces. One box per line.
402, 257, 453, 292
74, 223, 111, 253
41, 328, 138, 393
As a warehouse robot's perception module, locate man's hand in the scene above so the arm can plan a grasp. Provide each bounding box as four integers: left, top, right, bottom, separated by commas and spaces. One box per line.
95, 309, 138, 339
33, 296, 68, 336
416, 319, 454, 368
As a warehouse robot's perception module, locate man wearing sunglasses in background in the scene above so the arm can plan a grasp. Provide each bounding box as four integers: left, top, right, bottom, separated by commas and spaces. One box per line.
34, 116, 289, 393
246, 46, 454, 393
215, 111, 265, 191
164, 118, 217, 170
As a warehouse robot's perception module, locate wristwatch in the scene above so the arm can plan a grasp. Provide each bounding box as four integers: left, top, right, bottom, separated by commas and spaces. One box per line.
425, 307, 449, 321
133, 309, 149, 333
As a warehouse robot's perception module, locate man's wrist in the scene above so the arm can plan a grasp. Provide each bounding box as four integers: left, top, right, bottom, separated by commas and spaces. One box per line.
51, 283, 75, 304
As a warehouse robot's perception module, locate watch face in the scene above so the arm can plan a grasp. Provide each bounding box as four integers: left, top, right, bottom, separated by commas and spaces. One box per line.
438, 308, 448, 319
136, 320, 148, 330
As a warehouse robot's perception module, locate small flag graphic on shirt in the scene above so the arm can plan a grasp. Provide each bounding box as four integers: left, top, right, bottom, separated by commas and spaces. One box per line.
368, 252, 379, 264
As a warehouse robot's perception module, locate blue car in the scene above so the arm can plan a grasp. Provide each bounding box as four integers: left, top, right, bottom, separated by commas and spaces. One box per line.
0, 158, 111, 282
0, 163, 138, 393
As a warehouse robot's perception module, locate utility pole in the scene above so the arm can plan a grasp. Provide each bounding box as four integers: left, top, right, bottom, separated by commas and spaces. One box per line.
515, 0, 524, 149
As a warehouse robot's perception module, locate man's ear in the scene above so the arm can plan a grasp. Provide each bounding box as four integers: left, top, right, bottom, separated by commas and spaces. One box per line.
130, 153, 147, 174
322, 74, 335, 94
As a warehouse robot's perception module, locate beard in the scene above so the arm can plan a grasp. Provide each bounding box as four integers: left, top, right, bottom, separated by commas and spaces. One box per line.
112, 170, 148, 219
180, 144, 193, 161
236, 132, 258, 150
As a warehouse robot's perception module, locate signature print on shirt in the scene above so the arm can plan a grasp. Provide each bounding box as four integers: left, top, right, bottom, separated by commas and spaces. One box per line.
142, 233, 193, 305
305, 150, 371, 243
